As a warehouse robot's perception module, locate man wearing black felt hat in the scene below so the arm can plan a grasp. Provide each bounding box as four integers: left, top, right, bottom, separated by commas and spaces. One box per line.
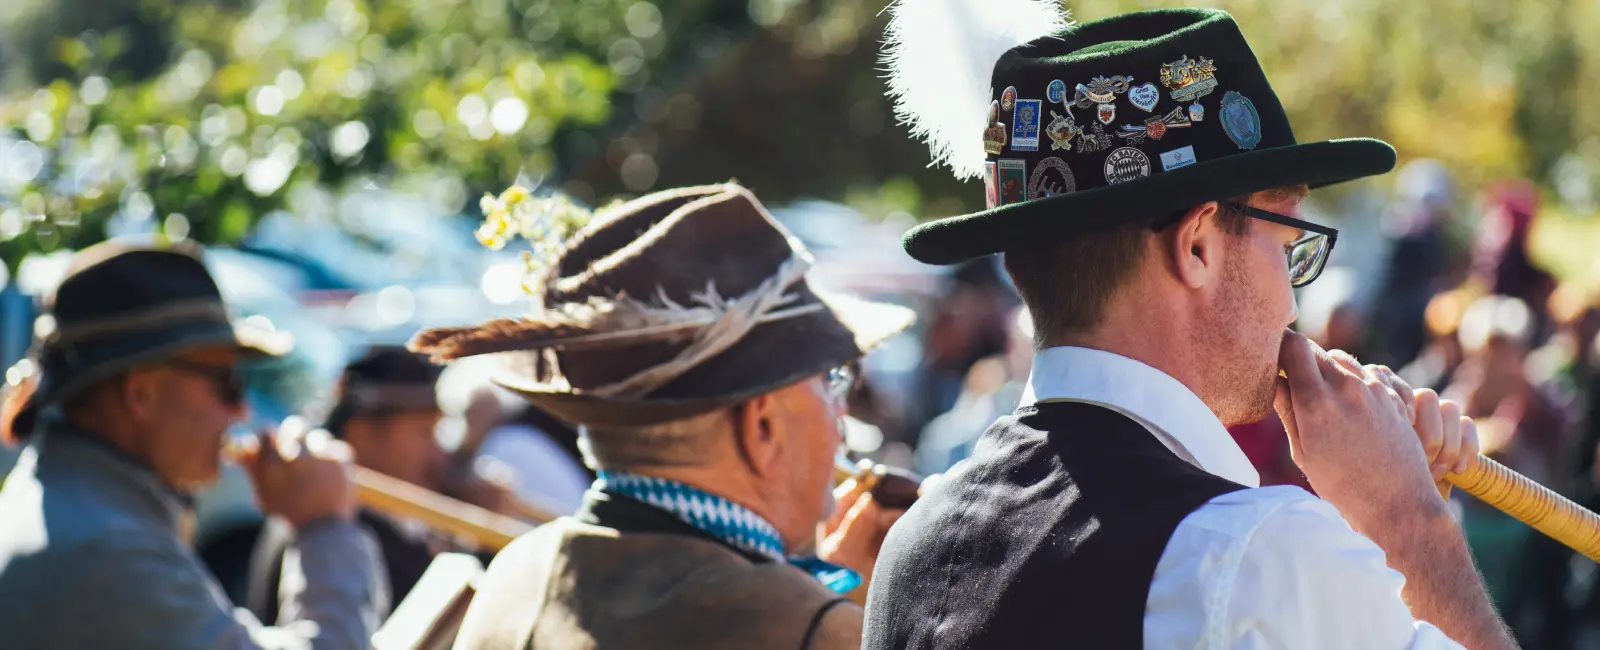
865, 2, 1517, 648
0, 241, 384, 650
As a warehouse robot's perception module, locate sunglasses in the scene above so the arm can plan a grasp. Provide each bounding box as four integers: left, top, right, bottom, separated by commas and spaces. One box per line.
1152, 202, 1338, 288
162, 360, 246, 405
827, 365, 856, 447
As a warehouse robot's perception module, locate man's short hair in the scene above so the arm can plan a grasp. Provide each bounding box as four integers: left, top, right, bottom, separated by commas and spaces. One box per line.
1004, 187, 1307, 343
578, 408, 730, 471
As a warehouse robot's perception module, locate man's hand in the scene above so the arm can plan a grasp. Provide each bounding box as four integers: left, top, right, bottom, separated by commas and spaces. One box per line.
1322, 347, 1479, 499
1274, 331, 1467, 532
234, 419, 359, 530
1276, 330, 1517, 650
1410, 384, 1479, 500
818, 477, 905, 588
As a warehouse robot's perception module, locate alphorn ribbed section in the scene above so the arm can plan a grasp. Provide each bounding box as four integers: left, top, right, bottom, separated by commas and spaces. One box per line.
1447, 455, 1600, 562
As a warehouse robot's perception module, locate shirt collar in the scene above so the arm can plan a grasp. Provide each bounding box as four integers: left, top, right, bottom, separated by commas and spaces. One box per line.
592, 471, 864, 593
595, 470, 788, 562
33, 422, 195, 536
1019, 346, 1261, 488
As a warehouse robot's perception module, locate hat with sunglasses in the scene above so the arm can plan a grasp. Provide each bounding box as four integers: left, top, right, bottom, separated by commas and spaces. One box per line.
6, 240, 293, 438
408, 182, 915, 428
880, 3, 1394, 266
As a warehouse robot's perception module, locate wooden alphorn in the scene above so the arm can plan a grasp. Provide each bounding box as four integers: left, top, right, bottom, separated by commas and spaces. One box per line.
351, 466, 535, 552
1446, 455, 1600, 562
1273, 369, 1600, 560
835, 457, 925, 509
358, 457, 926, 553
225, 434, 538, 552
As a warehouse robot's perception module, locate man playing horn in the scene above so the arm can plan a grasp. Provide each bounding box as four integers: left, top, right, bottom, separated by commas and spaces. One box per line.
864, 2, 1517, 649
246, 345, 514, 625
0, 242, 382, 650
412, 182, 913, 650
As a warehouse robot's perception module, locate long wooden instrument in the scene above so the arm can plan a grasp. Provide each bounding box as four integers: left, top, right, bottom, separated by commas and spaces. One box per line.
323, 444, 1600, 565
223, 431, 540, 552
354, 456, 922, 553
835, 457, 926, 509
1265, 369, 1600, 560
350, 456, 925, 553
1446, 456, 1600, 562
351, 466, 534, 551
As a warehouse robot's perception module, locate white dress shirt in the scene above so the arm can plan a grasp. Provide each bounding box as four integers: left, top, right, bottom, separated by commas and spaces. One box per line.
1021, 346, 1465, 649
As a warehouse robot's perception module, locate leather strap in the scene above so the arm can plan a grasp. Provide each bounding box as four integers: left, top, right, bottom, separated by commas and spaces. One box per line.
798, 598, 850, 650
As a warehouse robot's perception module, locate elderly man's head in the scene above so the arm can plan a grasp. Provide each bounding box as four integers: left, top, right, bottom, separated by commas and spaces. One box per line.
408, 183, 912, 544
60, 344, 247, 490
579, 367, 854, 549
4, 242, 289, 491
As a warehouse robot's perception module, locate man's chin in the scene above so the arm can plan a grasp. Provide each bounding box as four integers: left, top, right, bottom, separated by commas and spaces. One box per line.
1241, 397, 1278, 426
170, 461, 224, 492
1217, 374, 1280, 427
172, 474, 221, 493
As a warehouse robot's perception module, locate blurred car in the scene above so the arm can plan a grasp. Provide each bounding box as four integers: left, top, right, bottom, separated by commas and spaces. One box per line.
242, 188, 508, 294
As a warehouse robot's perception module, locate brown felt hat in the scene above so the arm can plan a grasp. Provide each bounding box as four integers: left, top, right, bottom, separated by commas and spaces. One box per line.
409, 182, 915, 428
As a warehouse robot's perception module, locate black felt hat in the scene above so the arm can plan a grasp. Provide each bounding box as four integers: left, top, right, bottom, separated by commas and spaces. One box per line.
333, 346, 444, 413
9, 241, 293, 436
409, 182, 914, 428
884, 6, 1397, 265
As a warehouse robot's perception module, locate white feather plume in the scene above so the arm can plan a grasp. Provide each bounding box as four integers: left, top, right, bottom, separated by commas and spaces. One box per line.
881, 0, 1072, 180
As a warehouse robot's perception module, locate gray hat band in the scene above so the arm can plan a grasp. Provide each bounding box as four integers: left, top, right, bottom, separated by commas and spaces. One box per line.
50, 301, 231, 348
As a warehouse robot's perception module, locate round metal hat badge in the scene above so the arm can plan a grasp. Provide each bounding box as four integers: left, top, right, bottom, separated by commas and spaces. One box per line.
1103, 147, 1151, 185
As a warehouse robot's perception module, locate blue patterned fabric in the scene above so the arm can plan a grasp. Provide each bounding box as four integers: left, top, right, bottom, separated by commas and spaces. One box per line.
596, 470, 862, 594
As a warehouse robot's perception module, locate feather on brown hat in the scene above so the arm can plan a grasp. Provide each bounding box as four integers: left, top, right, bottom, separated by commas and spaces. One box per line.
409, 182, 915, 427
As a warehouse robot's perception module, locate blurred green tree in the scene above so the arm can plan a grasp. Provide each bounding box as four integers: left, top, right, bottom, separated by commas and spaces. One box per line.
576, 0, 1600, 230
2, 0, 1598, 275
0, 0, 643, 270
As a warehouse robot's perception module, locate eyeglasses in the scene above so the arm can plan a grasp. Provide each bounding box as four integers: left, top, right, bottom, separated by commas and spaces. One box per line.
1152, 202, 1339, 288
825, 365, 856, 404
1227, 203, 1338, 288
163, 361, 246, 405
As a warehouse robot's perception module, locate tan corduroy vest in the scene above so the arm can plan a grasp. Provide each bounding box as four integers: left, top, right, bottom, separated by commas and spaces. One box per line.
451, 517, 859, 650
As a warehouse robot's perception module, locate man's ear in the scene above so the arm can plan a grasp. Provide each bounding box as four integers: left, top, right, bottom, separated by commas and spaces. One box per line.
734, 393, 781, 478
121, 371, 161, 424
1167, 201, 1225, 290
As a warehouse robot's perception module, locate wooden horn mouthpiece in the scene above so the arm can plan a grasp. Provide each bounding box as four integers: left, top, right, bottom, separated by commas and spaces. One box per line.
836, 457, 924, 510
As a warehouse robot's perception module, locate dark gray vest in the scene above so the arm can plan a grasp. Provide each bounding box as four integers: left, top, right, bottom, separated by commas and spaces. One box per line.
863, 401, 1247, 649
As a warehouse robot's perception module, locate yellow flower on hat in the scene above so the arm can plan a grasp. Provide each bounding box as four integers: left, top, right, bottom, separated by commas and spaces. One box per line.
500, 184, 531, 206
473, 183, 596, 294
479, 193, 504, 218
475, 224, 507, 251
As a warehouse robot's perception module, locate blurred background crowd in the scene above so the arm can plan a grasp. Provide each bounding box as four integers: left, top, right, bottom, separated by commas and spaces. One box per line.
2, 0, 1600, 647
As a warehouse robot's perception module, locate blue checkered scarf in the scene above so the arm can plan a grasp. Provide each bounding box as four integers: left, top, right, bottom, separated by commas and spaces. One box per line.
596, 470, 862, 594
